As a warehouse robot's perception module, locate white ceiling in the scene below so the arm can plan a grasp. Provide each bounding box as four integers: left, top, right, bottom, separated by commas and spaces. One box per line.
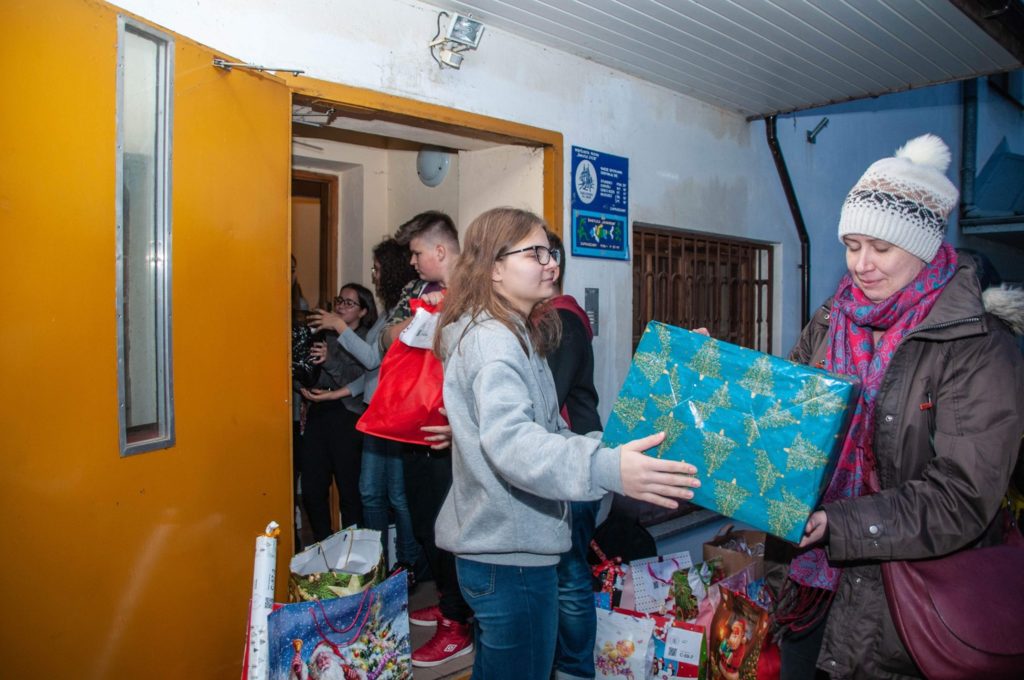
423, 0, 1022, 119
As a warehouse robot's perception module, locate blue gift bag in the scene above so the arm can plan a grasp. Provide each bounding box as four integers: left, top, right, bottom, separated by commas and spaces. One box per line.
267, 571, 411, 680
603, 322, 858, 543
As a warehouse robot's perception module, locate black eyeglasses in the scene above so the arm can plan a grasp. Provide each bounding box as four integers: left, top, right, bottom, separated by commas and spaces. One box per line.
496, 245, 561, 265
333, 297, 361, 309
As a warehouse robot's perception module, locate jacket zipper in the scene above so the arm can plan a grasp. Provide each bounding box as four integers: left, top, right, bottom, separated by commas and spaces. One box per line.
903, 316, 981, 338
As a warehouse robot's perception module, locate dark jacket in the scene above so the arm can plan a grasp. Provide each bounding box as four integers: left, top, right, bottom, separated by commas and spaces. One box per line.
788, 263, 1024, 679
547, 300, 602, 435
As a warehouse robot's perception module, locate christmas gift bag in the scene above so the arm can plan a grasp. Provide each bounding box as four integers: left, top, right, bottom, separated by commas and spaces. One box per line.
595, 608, 657, 680
630, 551, 693, 613
665, 560, 722, 622
603, 322, 858, 543
288, 528, 384, 602
356, 298, 448, 445
617, 609, 708, 680
708, 587, 770, 680
268, 571, 412, 680
591, 539, 628, 610
702, 526, 766, 580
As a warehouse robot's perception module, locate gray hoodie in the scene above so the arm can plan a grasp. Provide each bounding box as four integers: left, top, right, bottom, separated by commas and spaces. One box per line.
435, 313, 625, 567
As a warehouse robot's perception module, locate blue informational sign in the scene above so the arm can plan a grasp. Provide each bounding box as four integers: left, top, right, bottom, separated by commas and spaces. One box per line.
570, 146, 629, 260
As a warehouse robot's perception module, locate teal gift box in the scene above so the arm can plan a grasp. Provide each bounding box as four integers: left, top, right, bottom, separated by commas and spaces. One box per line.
603, 322, 858, 543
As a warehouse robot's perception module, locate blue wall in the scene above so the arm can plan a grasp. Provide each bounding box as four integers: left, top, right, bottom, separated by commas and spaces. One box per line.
772, 77, 1024, 317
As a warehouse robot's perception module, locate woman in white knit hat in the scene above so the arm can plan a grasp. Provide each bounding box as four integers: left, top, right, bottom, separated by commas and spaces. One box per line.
772, 134, 1024, 679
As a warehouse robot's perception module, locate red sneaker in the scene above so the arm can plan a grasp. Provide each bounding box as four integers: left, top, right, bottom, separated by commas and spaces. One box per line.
411, 617, 474, 667
408, 603, 442, 627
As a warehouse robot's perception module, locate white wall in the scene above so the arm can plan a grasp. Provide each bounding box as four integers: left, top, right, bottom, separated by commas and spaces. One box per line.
388, 148, 461, 229
114, 0, 799, 417
458, 145, 544, 221
295, 138, 462, 290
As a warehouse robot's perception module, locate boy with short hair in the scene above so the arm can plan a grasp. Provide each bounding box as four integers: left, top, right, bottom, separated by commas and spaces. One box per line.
385, 211, 474, 668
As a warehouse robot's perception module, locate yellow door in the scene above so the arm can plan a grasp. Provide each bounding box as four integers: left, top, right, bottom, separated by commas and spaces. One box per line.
0, 0, 292, 676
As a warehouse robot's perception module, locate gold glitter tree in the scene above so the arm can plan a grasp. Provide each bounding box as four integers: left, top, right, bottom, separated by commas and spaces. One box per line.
651, 365, 683, 411
744, 415, 760, 446
784, 433, 830, 472
634, 349, 668, 386
687, 339, 722, 381
754, 448, 783, 495
702, 429, 738, 475
795, 375, 846, 417
767, 488, 812, 538
714, 478, 751, 517
759, 399, 799, 429
653, 412, 686, 459
691, 382, 732, 422
739, 356, 775, 398
611, 396, 647, 433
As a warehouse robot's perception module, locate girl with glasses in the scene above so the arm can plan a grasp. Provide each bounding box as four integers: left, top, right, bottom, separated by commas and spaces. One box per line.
301, 283, 377, 541
432, 207, 702, 678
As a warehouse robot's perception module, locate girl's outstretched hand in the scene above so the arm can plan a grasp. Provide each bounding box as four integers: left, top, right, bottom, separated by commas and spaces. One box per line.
619, 432, 701, 509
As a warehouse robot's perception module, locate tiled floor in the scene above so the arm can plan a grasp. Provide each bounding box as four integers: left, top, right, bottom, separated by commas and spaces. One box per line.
408, 584, 474, 679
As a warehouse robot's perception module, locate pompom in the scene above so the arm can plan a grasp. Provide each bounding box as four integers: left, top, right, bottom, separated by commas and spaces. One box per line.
894, 134, 951, 173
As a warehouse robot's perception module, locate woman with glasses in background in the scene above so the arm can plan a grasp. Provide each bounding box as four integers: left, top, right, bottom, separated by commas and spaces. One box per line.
301, 283, 378, 541
310, 239, 432, 581
433, 207, 702, 678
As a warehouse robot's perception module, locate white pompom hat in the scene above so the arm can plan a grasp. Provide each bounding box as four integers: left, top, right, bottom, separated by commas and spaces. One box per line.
837, 134, 959, 262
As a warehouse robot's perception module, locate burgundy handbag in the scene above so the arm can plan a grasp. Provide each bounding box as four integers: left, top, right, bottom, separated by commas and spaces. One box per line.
881, 526, 1024, 679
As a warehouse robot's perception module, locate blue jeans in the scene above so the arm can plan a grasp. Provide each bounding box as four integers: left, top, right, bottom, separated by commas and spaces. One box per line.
555, 500, 600, 680
358, 435, 421, 566
456, 558, 559, 679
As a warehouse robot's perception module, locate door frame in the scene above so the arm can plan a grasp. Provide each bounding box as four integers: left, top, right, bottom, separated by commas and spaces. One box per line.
284, 75, 564, 233
292, 169, 338, 307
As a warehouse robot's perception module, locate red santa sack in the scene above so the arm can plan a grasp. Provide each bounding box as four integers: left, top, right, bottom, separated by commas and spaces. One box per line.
356, 299, 448, 446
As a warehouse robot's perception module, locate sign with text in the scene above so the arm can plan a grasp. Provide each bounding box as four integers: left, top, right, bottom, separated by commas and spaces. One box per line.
571, 146, 629, 260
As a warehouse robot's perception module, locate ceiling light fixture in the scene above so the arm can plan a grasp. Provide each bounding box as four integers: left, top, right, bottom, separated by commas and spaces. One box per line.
428, 12, 485, 70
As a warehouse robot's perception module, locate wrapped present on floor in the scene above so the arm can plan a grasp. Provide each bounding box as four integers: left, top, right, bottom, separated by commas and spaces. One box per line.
603, 322, 858, 544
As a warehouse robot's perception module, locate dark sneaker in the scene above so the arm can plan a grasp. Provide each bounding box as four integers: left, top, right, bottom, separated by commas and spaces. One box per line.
411, 617, 474, 667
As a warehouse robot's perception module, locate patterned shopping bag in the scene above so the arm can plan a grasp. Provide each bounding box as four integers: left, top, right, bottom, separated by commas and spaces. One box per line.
268, 571, 411, 680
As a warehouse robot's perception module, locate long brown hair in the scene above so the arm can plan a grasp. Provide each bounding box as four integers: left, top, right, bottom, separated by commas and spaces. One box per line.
434, 207, 561, 358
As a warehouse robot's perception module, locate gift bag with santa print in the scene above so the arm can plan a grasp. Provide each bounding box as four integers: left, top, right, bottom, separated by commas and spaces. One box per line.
708, 587, 770, 680
595, 608, 657, 680
267, 571, 411, 680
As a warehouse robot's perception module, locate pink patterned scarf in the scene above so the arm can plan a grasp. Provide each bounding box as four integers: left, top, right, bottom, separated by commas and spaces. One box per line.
777, 243, 957, 631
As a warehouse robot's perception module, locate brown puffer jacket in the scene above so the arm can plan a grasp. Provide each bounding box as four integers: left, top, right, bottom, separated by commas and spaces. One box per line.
786, 262, 1024, 679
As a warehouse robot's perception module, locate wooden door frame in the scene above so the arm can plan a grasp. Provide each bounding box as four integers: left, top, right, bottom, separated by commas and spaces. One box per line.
284, 75, 564, 234
292, 169, 338, 307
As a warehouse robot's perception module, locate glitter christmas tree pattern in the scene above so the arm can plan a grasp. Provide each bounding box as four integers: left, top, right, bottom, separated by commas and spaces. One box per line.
701, 429, 738, 475
766, 488, 812, 539
714, 478, 751, 517
784, 433, 829, 472
795, 374, 847, 417
691, 381, 732, 423
739, 356, 775, 398
653, 412, 686, 458
687, 339, 723, 381
754, 448, 784, 495
611, 395, 647, 432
